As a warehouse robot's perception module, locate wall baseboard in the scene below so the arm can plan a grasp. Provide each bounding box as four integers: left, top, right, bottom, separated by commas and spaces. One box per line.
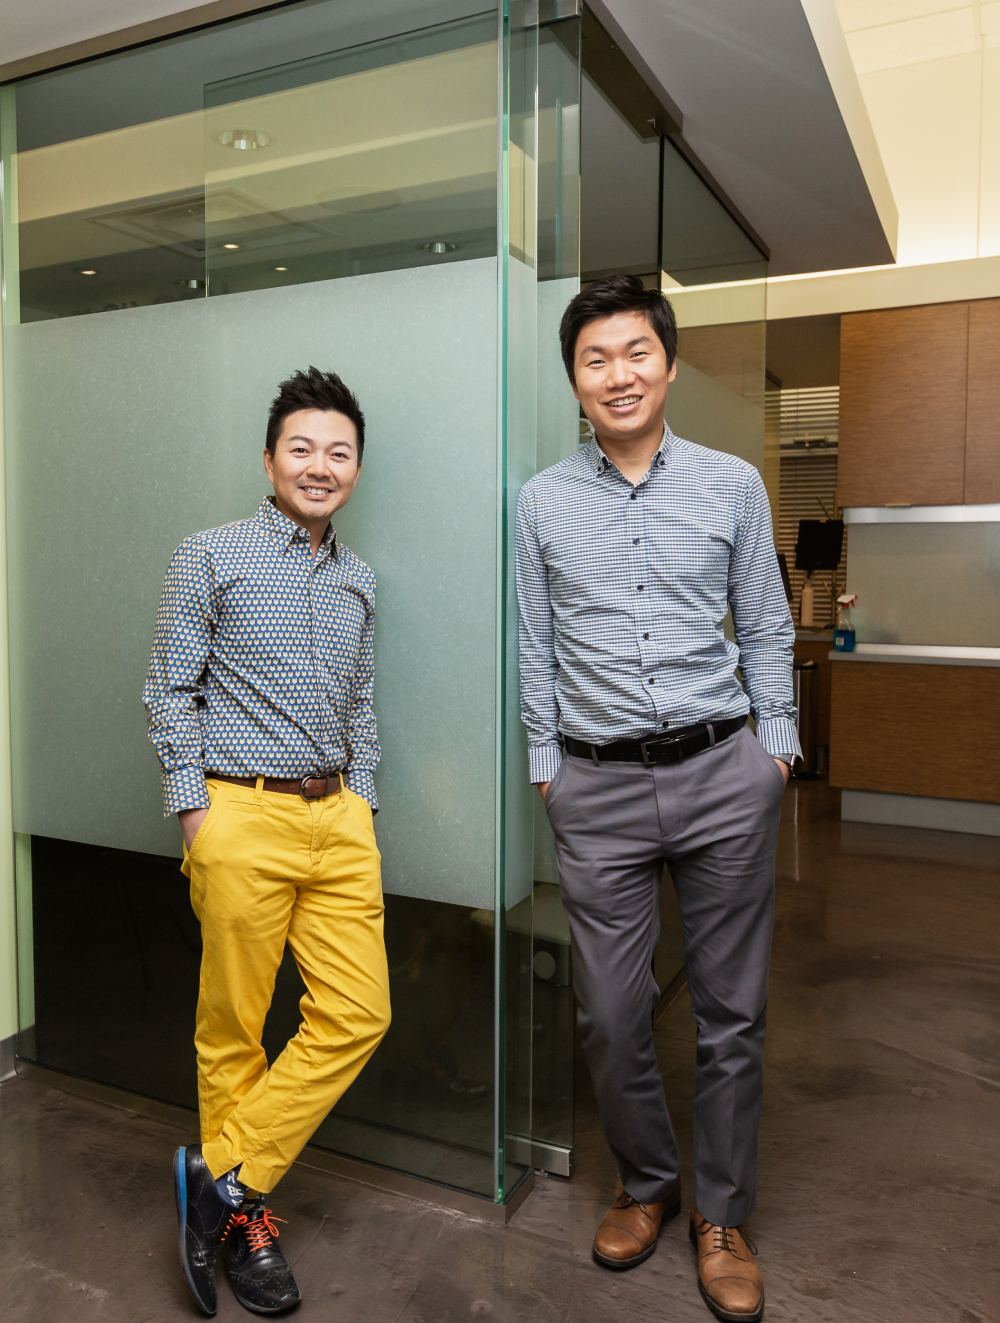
842, 790, 1000, 837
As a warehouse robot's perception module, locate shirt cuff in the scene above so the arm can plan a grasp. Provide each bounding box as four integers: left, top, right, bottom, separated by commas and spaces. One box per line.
163, 765, 209, 817
755, 715, 803, 763
529, 743, 563, 785
345, 766, 378, 812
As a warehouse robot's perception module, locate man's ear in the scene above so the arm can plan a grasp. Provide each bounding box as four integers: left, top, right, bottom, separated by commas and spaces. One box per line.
263, 447, 274, 480
667, 360, 678, 384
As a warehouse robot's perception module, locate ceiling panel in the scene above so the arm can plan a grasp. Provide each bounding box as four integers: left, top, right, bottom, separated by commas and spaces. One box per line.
835, 0, 969, 32
845, 7, 978, 73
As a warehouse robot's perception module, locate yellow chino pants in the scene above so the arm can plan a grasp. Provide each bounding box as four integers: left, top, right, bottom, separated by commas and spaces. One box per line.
181, 776, 390, 1193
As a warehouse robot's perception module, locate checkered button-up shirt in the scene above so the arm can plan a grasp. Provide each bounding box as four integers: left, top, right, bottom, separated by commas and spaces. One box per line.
516, 426, 801, 784
143, 497, 379, 815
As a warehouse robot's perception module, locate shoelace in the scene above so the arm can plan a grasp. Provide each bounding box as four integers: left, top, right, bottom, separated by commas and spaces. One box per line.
614, 1193, 654, 1218
699, 1220, 758, 1258
231, 1207, 287, 1255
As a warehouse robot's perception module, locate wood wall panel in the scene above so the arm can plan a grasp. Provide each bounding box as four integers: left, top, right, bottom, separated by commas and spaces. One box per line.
838, 303, 968, 508
965, 298, 1000, 504
793, 638, 832, 750
829, 662, 1000, 803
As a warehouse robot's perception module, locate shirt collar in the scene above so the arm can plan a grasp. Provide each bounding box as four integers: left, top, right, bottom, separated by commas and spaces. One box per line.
585, 422, 673, 477
255, 496, 338, 556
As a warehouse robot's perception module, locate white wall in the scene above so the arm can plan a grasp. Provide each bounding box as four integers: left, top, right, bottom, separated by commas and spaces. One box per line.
847, 521, 1000, 648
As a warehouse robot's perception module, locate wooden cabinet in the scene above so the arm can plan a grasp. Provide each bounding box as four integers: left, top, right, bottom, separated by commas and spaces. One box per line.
838, 302, 969, 508
965, 299, 1000, 504
829, 661, 1000, 803
794, 636, 832, 755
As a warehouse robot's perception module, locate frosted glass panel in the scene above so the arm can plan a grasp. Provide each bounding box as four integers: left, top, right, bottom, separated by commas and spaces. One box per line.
846, 522, 1000, 648
5, 259, 499, 906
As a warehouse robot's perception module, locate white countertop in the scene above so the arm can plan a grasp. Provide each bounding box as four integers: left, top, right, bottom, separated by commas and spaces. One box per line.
828, 642, 1000, 667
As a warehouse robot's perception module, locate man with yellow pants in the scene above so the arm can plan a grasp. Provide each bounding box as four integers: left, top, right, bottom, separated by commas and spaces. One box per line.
143, 366, 390, 1317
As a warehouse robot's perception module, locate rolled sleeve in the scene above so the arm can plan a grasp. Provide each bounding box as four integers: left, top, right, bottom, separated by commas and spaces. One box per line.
755, 715, 801, 762
528, 742, 563, 785
163, 765, 210, 815
344, 765, 378, 811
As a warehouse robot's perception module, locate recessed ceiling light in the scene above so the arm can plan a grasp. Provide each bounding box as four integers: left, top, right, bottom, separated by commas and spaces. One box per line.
216, 128, 271, 152
274, 265, 288, 272
223, 242, 240, 251
79, 268, 98, 276
178, 278, 206, 290
420, 241, 457, 255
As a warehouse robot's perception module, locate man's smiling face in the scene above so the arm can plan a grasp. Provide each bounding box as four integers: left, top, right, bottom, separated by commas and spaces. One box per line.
571, 309, 676, 447
263, 408, 361, 535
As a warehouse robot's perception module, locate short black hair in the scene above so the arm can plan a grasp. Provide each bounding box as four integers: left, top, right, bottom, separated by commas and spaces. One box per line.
559, 275, 677, 384
265, 366, 366, 460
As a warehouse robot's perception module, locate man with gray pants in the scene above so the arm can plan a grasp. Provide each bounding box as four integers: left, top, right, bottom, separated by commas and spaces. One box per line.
516, 276, 799, 1323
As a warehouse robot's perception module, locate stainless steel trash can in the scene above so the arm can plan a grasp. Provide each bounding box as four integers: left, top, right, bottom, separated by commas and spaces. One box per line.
793, 659, 819, 778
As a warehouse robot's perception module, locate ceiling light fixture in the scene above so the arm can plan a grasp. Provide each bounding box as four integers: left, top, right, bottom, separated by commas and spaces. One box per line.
222, 242, 240, 250
274, 265, 288, 272
216, 128, 271, 152
79, 268, 98, 276
420, 241, 457, 255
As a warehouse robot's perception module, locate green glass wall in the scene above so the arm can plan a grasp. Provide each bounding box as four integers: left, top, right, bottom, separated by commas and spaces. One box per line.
1, 0, 580, 1205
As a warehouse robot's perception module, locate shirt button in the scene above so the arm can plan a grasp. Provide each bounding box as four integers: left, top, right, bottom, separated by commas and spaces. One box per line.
630, 491, 637, 500
632, 537, 640, 545
643, 632, 650, 640
647, 677, 656, 685
637, 584, 644, 592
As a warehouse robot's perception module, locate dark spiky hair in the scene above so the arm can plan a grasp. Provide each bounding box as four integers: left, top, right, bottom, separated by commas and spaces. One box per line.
265, 366, 366, 459
559, 275, 677, 385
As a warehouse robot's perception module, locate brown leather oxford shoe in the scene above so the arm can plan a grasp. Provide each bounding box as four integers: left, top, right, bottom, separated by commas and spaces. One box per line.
690, 1211, 764, 1321
592, 1185, 681, 1270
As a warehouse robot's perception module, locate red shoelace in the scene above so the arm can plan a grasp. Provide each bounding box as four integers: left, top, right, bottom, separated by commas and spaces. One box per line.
230, 1207, 287, 1254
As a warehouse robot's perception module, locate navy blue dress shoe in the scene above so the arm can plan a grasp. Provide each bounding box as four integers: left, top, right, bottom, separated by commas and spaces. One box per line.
223, 1196, 301, 1315
173, 1144, 239, 1316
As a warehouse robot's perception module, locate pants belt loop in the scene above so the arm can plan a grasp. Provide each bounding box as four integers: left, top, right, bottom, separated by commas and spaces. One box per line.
254, 774, 265, 803
706, 722, 717, 748
336, 770, 346, 796
590, 743, 600, 766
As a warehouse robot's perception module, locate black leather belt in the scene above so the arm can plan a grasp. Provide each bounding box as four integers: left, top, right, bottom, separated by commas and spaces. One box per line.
562, 716, 746, 767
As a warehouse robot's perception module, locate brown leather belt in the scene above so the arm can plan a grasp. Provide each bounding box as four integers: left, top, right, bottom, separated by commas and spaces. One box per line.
208, 772, 344, 800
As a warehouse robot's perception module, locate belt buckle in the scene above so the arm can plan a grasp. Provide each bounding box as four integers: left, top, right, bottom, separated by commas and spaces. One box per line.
299, 774, 325, 800
640, 730, 689, 766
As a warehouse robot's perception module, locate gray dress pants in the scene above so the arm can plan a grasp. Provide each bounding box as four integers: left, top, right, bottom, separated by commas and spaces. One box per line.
545, 724, 784, 1227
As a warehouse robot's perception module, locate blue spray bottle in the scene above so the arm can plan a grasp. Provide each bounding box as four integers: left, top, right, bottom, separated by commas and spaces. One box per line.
833, 592, 857, 652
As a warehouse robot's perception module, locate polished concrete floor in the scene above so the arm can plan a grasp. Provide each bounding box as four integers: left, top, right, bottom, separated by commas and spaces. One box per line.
3, 783, 999, 1322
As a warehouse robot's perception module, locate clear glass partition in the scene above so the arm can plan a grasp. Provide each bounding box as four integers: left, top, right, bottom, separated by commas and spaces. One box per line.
1, 0, 581, 1205
659, 140, 770, 988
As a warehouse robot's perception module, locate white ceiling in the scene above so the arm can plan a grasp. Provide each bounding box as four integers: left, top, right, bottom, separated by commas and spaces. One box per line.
594, 0, 897, 275
832, 0, 1000, 264
836, 0, 1000, 72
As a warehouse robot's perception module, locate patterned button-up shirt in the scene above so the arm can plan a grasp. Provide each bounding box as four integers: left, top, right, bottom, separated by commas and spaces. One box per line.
143, 497, 379, 815
516, 425, 801, 784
